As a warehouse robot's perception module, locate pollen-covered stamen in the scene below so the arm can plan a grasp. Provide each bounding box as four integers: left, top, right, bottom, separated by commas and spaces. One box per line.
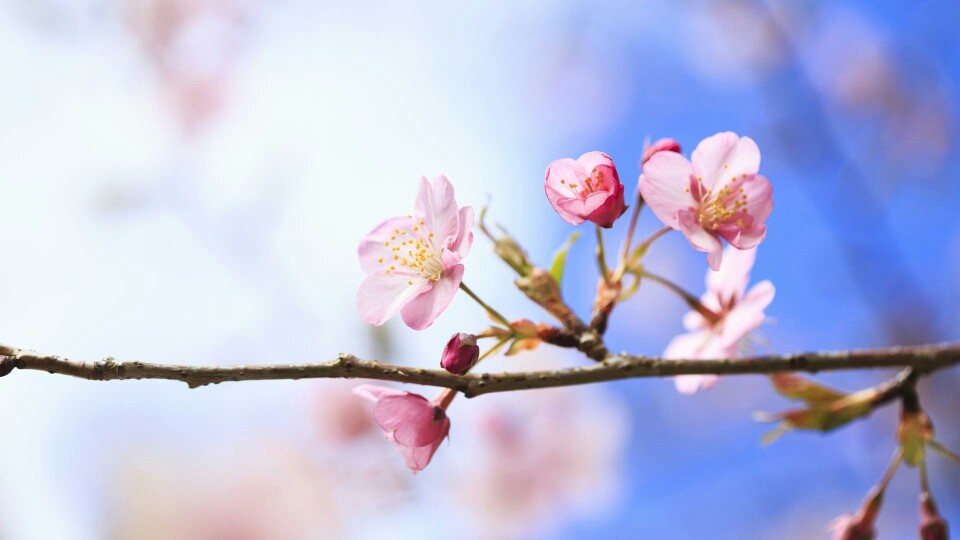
560, 167, 612, 199
379, 216, 446, 282
694, 170, 752, 230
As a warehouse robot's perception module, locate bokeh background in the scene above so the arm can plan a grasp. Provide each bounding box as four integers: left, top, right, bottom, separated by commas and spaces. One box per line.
0, 0, 958, 538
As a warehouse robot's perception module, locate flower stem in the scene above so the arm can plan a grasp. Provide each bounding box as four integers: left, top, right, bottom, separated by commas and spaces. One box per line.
595, 225, 611, 283
459, 282, 511, 327
477, 337, 509, 364
879, 447, 904, 492
919, 451, 930, 494
929, 440, 960, 465
632, 225, 672, 260
640, 270, 720, 325
617, 194, 645, 268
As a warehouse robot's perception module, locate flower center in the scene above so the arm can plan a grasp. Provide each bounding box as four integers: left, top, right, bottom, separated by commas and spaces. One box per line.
560, 167, 609, 199
380, 215, 444, 282
689, 172, 751, 230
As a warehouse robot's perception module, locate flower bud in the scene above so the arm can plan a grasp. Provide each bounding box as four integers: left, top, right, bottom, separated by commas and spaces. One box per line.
640, 137, 681, 166
440, 333, 480, 375
919, 493, 949, 540
544, 151, 627, 228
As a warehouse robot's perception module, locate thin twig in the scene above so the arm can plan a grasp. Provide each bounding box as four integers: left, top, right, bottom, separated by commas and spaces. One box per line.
1, 342, 958, 398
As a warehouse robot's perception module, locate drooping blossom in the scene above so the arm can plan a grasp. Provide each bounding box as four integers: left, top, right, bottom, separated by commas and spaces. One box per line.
353, 384, 454, 472
356, 176, 473, 330
441, 333, 480, 375
664, 246, 774, 394
640, 132, 773, 270
640, 137, 682, 166
544, 152, 627, 228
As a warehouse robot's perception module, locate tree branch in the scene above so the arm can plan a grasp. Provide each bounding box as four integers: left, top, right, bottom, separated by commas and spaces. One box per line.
1, 342, 958, 397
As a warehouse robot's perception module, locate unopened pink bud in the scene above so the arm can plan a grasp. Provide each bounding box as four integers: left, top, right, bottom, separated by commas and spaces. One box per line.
440, 333, 480, 375
830, 514, 876, 540
920, 493, 949, 540
640, 137, 681, 166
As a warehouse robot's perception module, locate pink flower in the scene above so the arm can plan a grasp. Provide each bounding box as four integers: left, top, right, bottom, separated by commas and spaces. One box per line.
353, 384, 454, 472
441, 332, 480, 375
664, 246, 775, 394
356, 176, 474, 330
830, 514, 876, 540
544, 151, 627, 228
640, 137, 682, 166
639, 132, 773, 270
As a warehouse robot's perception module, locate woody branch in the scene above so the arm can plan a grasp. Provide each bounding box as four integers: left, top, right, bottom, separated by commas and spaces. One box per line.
1, 341, 956, 398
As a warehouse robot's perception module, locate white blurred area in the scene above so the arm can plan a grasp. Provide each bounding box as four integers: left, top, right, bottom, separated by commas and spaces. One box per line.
0, 1, 630, 538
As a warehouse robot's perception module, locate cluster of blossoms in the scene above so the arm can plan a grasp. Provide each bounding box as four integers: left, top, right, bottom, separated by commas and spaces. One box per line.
347, 130, 956, 537
352, 132, 775, 471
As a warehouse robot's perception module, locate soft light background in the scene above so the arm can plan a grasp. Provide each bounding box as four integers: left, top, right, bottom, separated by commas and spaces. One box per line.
0, 0, 957, 538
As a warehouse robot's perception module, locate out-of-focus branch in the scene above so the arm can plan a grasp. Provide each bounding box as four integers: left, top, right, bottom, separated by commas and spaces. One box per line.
1, 342, 957, 398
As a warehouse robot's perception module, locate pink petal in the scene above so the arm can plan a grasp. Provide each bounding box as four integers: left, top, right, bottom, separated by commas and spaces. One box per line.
544, 158, 588, 225
674, 374, 721, 395
395, 419, 450, 472
375, 394, 447, 447
677, 209, 724, 271
450, 206, 474, 258
400, 264, 465, 330
356, 271, 432, 326
352, 384, 406, 402
576, 151, 617, 184
725, 175, 773, 250
638, 151, 696, 229
357, 216, 414, 274
682, 310, 709, 331
664, 330, 725, 359
585, 181, 627, 228
690, 132, 760, 191
415, 176, 459, 245
706, 246, 756, 304
556, 189, 612, 220
718, 279, 774, 350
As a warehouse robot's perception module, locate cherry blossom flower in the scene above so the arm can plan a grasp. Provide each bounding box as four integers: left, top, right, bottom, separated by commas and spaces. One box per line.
664, 246, 774, 394
544, 152, 627, 228
640, 137, 682, 166
639, 132, 773, 270
440, 333, 480, 375
353, 385, 454, 472
356, 176, 473, 330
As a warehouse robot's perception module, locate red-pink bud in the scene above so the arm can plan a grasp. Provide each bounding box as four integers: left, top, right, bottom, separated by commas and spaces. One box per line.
919, 493, 949, 540
544, 151, 627, 228
440, 333, 480, 375
640, 137, 681, 166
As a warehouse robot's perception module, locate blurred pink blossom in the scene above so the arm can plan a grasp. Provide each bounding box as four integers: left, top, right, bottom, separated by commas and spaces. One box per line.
356, 176, 473, 330
440, 333, 479, 375
544, 151, 627, 228
353, 385, 454, 472
125, 0, 245, 135
640, 132, 772, 270
665, 246, 774, 394
452, 384, 627, 538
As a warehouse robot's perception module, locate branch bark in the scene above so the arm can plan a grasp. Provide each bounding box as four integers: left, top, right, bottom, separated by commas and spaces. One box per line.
1, 342, 957, 398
